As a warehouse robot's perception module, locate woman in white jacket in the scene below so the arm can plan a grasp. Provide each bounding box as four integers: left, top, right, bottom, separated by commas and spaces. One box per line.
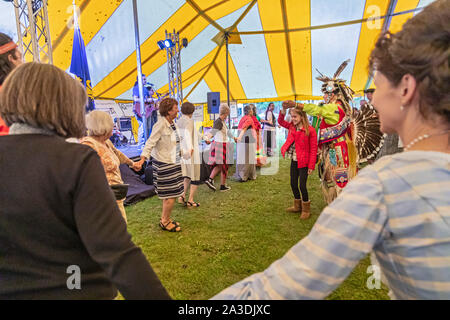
137, 98, 190, 232
177, 102, 202, 208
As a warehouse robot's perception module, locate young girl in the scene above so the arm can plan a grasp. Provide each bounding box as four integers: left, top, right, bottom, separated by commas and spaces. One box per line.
279, 105, 318, 219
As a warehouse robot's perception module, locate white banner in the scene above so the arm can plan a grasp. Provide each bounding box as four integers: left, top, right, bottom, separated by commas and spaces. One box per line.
193, 105, 204, 122
118, 102, 135, 117
230, 101, 238, 118
94, 100, 123, 118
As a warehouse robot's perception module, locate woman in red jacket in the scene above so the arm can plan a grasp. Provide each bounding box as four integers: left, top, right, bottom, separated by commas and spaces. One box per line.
279, 104, 318, 219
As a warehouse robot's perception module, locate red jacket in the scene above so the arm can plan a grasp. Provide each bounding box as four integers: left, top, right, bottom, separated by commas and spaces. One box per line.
278, 111, 318, 170
0, 85, 7, 136
0, 117, 9, 136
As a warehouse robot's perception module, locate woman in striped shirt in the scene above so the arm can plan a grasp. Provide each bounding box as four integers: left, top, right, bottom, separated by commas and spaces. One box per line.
137, 98, 190, 232
213, 0, 450, 300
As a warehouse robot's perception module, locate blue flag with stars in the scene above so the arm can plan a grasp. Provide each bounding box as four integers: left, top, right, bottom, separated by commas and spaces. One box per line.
69, 7, 95, 112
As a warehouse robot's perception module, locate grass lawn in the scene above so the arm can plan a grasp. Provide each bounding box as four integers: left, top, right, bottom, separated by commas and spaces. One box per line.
125, 156, 389, 300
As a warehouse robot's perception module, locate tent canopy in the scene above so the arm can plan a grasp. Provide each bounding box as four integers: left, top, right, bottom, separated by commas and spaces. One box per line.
2, 0, 435, 103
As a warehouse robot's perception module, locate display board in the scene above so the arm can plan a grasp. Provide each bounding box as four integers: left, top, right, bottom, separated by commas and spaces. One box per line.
118, 102, 135, 117
94, 100, 123, 118
193, 105, 204, 122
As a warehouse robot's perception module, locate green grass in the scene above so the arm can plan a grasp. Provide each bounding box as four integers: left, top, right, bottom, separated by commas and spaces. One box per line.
124, 157, 389, 300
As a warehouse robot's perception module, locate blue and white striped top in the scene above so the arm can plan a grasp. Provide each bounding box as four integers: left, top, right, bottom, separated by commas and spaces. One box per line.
213, 151, 450, 300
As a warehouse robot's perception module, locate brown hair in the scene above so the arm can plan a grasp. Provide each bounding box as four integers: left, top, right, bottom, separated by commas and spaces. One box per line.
181, 102, 195, 115
0, 62, 87, 138
250, 104, 257, 116
290, 107, 310, 136
0, 33, 19, 85
159, 97, 178, 117
369, 0, 450, 123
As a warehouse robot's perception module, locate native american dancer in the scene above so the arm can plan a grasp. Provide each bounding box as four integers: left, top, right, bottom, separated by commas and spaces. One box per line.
284, 60, 385, 204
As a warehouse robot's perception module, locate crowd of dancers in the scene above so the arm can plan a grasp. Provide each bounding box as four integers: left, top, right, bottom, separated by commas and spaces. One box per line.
0, 0, 449, 300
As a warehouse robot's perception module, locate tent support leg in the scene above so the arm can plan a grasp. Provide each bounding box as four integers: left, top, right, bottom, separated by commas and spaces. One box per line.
132, 0, 147, 143
225, 33, 231, 129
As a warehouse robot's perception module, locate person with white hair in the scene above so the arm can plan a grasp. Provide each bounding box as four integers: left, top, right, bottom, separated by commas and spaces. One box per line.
233, 104, 257, 182
81, 110, 141, 223
204, 103, 238, 192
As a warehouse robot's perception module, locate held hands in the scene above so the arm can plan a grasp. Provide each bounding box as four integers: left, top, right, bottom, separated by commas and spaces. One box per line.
182, 150, 192, 160
282, 100, 304, 110
131, 160, 144, 171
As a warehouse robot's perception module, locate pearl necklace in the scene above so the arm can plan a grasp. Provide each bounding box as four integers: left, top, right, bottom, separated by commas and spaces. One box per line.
404, 130, 450, 151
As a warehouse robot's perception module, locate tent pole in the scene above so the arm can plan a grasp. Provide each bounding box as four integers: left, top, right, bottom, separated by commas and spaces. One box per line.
132, 0, 147, 143
226, 33, 231, 128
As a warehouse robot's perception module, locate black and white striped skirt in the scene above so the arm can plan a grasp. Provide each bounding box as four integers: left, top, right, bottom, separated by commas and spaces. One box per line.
152, 159, 184, 200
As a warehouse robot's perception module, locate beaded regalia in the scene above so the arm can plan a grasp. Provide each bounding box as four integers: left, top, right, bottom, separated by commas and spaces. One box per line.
306, 60, 385, 203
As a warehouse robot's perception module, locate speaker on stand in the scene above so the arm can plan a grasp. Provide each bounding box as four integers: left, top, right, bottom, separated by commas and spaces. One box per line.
207, 92, 220, 116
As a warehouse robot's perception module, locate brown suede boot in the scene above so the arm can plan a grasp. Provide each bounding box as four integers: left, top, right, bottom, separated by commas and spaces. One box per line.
286, 199, 302, 213
300, 201, 311, 220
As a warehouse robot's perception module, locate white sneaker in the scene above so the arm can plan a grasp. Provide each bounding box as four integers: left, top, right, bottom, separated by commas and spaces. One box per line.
205, 178, 216, 191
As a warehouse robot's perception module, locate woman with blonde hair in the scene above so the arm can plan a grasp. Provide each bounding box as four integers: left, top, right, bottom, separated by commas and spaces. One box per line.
279, 105, 318, 219
81, 110, 140, 223
0, 62, 170, 299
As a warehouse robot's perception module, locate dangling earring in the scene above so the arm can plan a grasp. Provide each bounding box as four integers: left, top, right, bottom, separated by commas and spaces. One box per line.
400, 105, 404, 111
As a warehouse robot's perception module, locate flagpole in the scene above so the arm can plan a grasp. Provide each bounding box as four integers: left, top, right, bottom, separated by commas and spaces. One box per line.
132, 0, 147, 143
71, 0, 94, 111
72, 1, 84, 87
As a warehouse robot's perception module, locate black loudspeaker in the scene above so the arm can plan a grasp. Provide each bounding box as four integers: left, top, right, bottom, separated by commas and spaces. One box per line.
207, 92, 220, 114
118, 117, 132, 131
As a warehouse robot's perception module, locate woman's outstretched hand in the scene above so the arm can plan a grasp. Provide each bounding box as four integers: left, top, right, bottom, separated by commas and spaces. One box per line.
282, 100, 296, 110
282, 100, 304, 110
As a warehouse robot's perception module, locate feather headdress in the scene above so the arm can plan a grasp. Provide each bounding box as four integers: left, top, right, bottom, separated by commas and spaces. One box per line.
316, 59, 354, 115
353, 102, 386, 163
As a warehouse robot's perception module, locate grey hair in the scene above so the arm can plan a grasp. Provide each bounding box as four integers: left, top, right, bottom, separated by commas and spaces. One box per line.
219, 103, 230, 116
85, 110, 114, 137
243, 105, 252, 115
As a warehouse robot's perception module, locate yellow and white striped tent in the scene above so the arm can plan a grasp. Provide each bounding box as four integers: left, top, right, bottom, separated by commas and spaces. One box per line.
0, 0, 435, 103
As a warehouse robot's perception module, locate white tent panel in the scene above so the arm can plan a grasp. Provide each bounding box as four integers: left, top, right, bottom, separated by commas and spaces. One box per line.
311, 0, 367, 25
115, 4, 248, 100
229, 3, 277, 99
87, 0, 184, 87
183, 79, 211, 104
